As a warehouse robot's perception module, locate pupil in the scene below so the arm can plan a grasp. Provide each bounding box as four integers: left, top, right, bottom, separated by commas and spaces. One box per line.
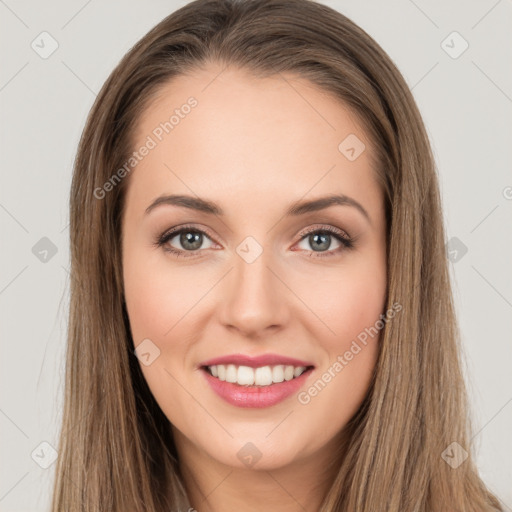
310, 233, 330, 252
180, 231, 202, 250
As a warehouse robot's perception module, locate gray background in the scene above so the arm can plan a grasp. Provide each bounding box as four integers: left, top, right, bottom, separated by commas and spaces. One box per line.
1, 0, 511, 510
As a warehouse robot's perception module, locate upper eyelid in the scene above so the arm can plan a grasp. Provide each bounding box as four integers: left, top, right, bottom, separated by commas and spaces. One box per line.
161, 224, 219, 244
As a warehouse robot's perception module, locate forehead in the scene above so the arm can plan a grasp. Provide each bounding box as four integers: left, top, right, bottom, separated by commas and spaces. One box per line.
125, 64, 382, 221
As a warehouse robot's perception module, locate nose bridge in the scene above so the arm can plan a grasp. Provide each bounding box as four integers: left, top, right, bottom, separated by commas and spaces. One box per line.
220, 235, 288, 335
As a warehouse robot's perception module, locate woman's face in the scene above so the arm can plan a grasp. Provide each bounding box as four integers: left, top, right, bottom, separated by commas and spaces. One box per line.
121, 64, 387, 471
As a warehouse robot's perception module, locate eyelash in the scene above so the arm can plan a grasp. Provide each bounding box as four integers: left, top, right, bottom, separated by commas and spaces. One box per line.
153, 224, 355, 259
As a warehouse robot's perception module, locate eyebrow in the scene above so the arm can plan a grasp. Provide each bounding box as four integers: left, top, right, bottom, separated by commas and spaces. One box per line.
145, 193, 371, 224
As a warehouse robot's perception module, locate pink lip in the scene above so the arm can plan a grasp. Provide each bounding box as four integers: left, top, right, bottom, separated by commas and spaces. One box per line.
199, 353, 314, 368
201, 367, 314, 408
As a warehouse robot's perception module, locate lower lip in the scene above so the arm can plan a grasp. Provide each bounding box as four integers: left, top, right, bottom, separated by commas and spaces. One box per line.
202, 368, 313, 408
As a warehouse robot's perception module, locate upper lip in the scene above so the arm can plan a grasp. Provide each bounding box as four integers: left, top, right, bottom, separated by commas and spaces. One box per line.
199, 353, 315, 369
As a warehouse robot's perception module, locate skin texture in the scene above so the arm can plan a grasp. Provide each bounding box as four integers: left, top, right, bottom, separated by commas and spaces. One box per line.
121, 64, 387, 512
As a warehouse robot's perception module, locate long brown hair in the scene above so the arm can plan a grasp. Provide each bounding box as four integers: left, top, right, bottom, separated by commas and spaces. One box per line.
52, 0, 504, 510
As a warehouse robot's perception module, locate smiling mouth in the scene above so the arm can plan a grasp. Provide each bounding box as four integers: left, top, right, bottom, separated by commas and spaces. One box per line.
202, 364, 314, 387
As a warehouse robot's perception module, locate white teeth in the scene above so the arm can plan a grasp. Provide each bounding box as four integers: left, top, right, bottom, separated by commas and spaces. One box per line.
237, 365, 254, 385
272, 365, 284, 383
207, 364, 309, 386
255, 366, 273, 386
293, 366, 305, 377
225, 364, 237, 383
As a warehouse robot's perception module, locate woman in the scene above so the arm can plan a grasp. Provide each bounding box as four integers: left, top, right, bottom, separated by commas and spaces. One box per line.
51, 0, 504, 510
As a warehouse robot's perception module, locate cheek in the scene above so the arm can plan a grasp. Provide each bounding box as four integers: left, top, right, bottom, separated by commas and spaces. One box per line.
299, 257, 387, 354
122, 248, 209, 414
292, 252, 385, 420
296, 275, 384, 433
123, 247, 204, 345
122, 250, 200, 425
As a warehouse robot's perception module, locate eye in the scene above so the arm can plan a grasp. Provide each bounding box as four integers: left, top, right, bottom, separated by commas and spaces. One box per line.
294, 225, 354, 258
154, 225, 216, 259
154, 224, 355, 259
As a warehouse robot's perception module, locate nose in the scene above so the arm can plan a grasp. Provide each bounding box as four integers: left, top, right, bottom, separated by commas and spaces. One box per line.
217, 245, 290, 338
